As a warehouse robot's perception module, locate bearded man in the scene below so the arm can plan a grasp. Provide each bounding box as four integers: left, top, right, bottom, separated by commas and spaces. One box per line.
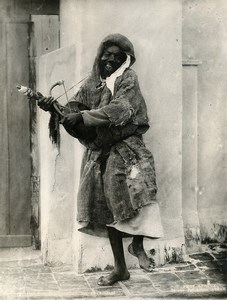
38, 33, 163, 286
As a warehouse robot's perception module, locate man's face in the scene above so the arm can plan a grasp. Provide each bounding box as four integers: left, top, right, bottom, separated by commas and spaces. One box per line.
100, 45, 126, 78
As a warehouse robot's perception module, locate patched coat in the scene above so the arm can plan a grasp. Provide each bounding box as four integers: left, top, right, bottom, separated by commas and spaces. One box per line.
73, 34, 158, 230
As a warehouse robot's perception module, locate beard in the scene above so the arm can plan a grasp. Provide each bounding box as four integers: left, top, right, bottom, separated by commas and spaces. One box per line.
100, 60, 121, 78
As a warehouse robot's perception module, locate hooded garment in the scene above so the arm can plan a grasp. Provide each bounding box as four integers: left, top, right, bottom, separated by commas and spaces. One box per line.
72, 34, 163, 237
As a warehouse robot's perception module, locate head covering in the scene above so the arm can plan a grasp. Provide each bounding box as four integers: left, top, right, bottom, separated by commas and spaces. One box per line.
105, 54, 131, 95
91, 33, 136, 83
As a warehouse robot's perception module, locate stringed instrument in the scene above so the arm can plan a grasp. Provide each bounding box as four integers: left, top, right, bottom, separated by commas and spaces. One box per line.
16, 83, 97, 143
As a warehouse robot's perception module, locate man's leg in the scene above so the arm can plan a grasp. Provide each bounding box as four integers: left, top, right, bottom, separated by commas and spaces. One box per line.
98, 227, 130, 286
128, 235, 155, 272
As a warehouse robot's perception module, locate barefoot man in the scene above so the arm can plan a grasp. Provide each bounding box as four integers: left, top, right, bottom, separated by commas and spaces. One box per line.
38, 33, 163, 286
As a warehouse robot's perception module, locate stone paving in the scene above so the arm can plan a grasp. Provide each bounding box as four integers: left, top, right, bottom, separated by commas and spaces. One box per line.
0, 244, 226, 300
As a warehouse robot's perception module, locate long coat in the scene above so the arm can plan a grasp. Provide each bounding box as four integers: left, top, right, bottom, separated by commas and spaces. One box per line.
73, 34, 158, 232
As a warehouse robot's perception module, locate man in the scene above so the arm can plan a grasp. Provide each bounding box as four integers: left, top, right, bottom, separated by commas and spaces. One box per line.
38, 33, 163, 286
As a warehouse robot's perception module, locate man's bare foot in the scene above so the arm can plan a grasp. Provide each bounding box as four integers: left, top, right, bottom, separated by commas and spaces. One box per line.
97, 270, 130, 286
128, 243, 155, 272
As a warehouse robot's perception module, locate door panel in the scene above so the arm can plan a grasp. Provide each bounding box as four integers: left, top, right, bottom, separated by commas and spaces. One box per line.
0, 17, 59, 247
7, 23, 31, 236
0, 22, 31, 246
0, 23, 9, 236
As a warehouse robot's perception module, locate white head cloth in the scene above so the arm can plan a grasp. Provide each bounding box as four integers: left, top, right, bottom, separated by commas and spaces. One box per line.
104, 54, 131, 95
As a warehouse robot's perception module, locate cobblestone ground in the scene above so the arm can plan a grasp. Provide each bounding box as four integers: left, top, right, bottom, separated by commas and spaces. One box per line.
0, 244, 226, 300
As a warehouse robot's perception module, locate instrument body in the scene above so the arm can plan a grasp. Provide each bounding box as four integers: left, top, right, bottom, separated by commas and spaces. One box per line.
57, 101, 97, 142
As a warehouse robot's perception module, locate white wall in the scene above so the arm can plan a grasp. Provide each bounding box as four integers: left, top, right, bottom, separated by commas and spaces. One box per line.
39, 45, 83, 265
183, 0, 227, 243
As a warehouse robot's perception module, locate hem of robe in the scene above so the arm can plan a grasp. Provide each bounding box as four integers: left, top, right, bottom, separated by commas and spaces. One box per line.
77, 203, 164, 238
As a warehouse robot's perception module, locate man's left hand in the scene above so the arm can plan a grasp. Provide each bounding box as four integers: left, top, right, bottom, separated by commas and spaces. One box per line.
61, 113, 83, 127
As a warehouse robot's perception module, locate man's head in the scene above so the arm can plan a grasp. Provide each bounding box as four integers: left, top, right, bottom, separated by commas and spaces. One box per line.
91, 34, 136, 82
99, 43, 127, 79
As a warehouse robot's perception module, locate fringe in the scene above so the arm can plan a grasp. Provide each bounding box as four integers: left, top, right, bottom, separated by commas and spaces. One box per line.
48, 112, 60, 150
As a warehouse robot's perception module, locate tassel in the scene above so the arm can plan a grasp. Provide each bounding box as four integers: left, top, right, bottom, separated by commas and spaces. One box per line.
48, 112, 60, 150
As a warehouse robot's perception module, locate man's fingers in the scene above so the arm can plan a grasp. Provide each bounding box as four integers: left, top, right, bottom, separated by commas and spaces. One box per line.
46, 97, 54, 106
38, 97, 54, 108
37, 91, 43, 98
62, 116, 73, 126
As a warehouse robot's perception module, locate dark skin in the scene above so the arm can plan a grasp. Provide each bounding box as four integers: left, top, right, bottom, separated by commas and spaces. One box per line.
99, 44, 127, 79
38, 45, 154, 286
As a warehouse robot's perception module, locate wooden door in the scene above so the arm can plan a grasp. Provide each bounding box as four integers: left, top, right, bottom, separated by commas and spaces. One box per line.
0, 16, 59, 247
0, 22, 31, 247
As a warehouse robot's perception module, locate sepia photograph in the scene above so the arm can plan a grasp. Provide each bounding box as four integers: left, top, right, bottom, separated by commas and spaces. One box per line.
0, 0, 226, 299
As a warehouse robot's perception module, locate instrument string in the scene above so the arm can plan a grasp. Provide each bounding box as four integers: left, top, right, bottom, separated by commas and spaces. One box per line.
62, 81, 71, 113
54, 74, 90, 102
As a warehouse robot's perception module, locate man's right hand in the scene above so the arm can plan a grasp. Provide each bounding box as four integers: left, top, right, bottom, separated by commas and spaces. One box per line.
37, 95, 55, 112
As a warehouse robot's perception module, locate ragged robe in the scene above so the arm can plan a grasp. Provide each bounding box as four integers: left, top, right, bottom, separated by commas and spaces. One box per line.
72, 34, 163, 237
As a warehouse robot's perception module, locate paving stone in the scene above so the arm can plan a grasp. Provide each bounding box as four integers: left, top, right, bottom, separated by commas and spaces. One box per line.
58, 283, 90, 290
0, 297, 28, 300
174, 264, 196, 271
125, 283, 158, 295
193, 290, 227, 299
25, 285, 59, 292
218, 260, 227, 274
161, 291, 196, 298
148, 272, 181, 284
53, 273, 89, 289
203, 269, 227, 284
57, 281, 90, 290
130, 292, 164, 299
209, 244, 227, 250
121, 274, 151, 286
0, 277, 26, 296
21, 266, 52, 274
154, 282, 187, 292
189, 252, 215, 261
24, 273, 54, 280
60, 289, 95, 298
4, 287, 27, 294
54, 273, 85, 281
94, 286, 126, 297
194, 284, 227, 299
212, 251, 227, 260
17, 259, 42, 267
24, 274, 59, 292
0, 273, 24, 282
175, 270, 206, 281
50, 265, 75, 273
0, 261, 23, 268
27, 297, 62, 300
0, 267, 22, 275
196, 260, 222, 270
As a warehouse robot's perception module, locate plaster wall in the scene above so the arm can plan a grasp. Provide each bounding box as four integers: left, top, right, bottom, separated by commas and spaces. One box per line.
58, 0, 184, 272
183, 0, 227, 243
38, 45, 84, 265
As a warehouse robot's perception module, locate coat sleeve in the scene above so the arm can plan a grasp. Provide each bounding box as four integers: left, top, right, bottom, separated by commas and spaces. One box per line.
81, 109, 110, 126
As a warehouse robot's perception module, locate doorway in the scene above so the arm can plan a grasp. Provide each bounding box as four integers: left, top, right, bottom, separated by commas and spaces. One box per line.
0, 16, 59, 248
